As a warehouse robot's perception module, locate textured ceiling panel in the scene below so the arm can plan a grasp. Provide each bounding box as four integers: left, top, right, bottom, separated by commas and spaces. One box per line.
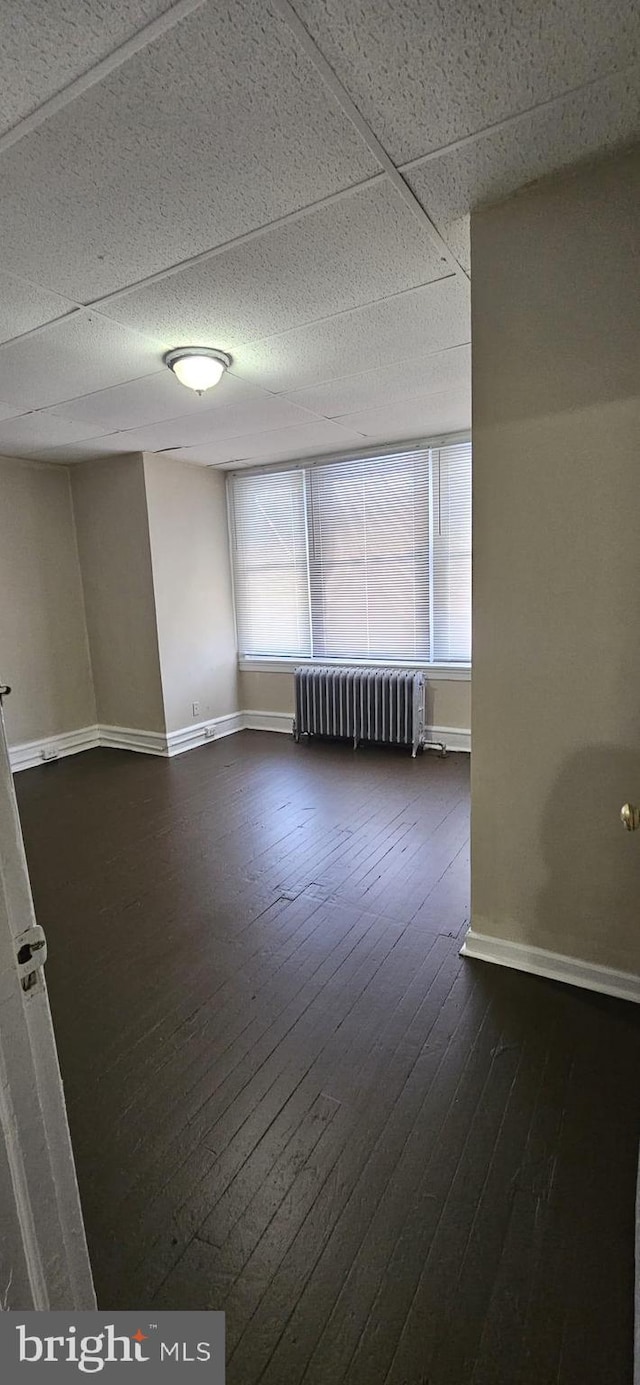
0, 0, 377, 301
0, 0, 180, 135
104, 179, 450, 346
336, 384, 471, 441
110, 394, 317, 453
0, 410, 106, 457
0, 272, 77, 344
406, 67, 640, 272
283, 343, 471, 418
0, 313, 162, 410
231, 278, 470, 393
162, 417, 367, 466
50, 367, 263, 431
291, 0, 640, 163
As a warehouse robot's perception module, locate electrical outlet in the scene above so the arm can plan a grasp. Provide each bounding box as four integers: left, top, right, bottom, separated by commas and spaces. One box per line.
204, 726, 216, 740
192, 702, 200, 717
41, 746, 58, 762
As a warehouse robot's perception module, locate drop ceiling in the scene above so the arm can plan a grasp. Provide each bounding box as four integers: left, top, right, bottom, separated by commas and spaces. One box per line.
0, 0, 637, 469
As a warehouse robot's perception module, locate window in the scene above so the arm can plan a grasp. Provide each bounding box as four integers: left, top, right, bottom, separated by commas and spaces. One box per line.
229, 441, 471, 665
230, 469, 311, 657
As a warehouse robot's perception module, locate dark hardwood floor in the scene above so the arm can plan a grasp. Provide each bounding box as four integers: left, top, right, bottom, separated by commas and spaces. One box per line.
15, 731, 640, 1384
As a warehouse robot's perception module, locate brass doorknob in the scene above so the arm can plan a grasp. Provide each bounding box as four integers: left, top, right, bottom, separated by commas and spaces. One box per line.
621, 803, 640, 831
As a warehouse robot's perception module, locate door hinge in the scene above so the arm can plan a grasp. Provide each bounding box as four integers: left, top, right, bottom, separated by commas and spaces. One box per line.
16, 924, 47, 993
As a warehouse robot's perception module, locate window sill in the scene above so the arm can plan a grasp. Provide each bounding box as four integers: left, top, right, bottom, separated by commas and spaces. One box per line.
238, 657, 472, 682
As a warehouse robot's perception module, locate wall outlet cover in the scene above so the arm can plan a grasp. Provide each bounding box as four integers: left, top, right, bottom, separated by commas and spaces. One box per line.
192, 702, 200, 716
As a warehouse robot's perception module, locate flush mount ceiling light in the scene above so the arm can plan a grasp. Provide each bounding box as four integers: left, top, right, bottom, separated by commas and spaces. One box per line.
164, 346, 232, 395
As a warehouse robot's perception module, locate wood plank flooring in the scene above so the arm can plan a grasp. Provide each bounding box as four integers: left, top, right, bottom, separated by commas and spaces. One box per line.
14, 731, 640, 1383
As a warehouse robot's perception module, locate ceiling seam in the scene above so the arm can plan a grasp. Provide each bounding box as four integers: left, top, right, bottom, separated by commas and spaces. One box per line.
7, 364, 293, 420
275, 339, 471, 400
148, 372, 470, 455
270, 0, 469, 283
0, 176, 388, 353
153, 416, 372, 455
91, 272, 457, 353
0, 262, 456, 370
398, 57, 640, 173
7, 407, 371, 465
87, 174, 388, 309
0, 303, 172, 355
0, 266, 84, 309
0, 307, 86, 352
0, 333, 470, 426
0, 0, 207, 158
30, 275, 462, 423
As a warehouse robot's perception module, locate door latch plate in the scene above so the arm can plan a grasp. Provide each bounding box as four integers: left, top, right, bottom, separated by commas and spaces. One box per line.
15, 924, 47, 993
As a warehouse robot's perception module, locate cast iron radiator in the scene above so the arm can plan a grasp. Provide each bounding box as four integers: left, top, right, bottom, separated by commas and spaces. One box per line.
293, 666, 428, 757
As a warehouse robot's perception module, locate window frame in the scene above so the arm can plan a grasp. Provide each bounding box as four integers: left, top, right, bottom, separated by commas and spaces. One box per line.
227, 432, 472, 674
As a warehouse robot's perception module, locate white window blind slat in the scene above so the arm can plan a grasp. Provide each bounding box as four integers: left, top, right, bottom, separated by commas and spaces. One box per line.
229, 441, 471, 665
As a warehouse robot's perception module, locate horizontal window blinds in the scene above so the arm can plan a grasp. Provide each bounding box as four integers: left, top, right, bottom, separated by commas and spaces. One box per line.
308, 451, 430, 660
230, 469, 311, 657
228, 440, 471, 664
431, 442, 472, 662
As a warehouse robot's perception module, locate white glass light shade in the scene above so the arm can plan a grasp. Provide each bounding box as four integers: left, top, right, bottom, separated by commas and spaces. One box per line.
164, 347, 231, 394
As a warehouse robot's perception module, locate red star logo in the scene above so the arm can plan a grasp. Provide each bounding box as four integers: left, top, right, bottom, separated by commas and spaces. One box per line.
131, 1330, 149, 1343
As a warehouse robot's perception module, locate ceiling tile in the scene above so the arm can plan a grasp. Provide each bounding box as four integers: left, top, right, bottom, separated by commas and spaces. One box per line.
335, 385, 471, 441
0, 312, 163, 410
0, 271, 78, 344
290, 0, 640, 164
231, 278, 470, 393
112, 393, 318, 453
406, 67, 640, 273
283, 343, 471, 418
0, 0, 377, 301
0, 410, 106, 457
0, 0, 180, 135
103, 179, 450, 345
162, 418, 367, 467
49, 367, 264, 431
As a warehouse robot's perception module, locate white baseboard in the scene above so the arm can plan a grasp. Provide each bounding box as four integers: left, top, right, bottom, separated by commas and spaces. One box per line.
10, 713, 249, 770
165, 711, 245, 756
98, 724, 166, 756
426, 725, 470, 753
9, 711, 470, 771
242, 712, 469, 749
460, 927, 640, 1005
243, 710, 294, 735
9, 726, 100, 772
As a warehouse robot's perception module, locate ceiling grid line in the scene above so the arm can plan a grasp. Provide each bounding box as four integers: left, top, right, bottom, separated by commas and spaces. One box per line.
0, 0, 208, 158
98, 275, 458, 358
0, 257, 456, 369
270, 0, 470, 282
88, 175, 389, 311
9, 337, 469, 429
398, 56, 640, 174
